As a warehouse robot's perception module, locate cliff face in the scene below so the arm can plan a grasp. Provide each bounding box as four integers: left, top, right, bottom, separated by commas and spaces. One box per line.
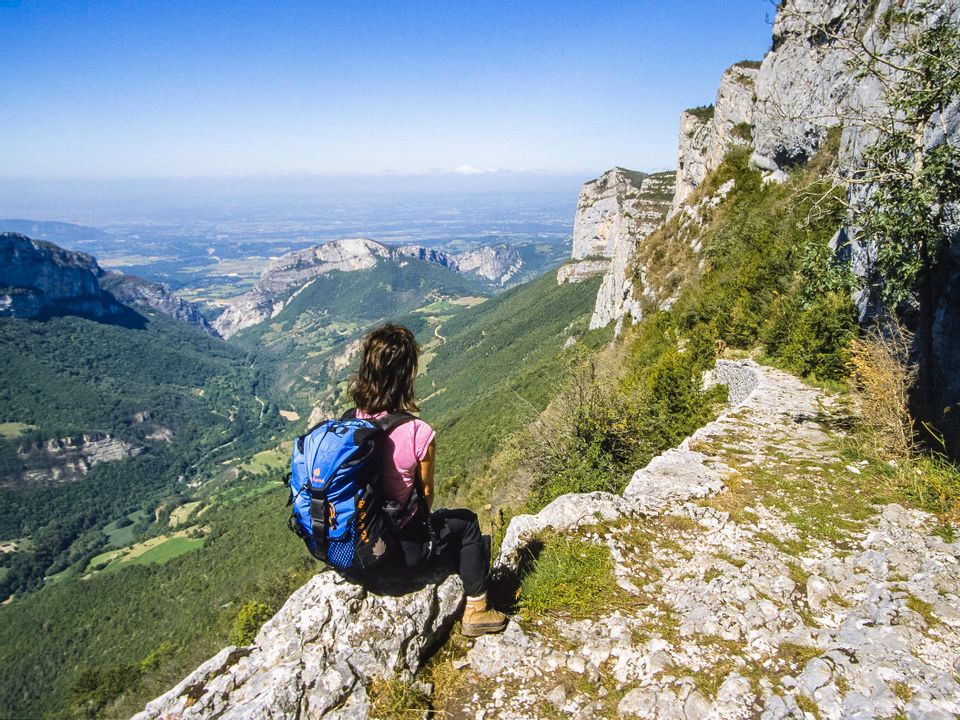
99, 271, 219, 336
394, 245, 460, 272
0, 232, 216, 334
749, 0, 960, 451
0, 233, 123, 319
561, 170, 674, 331
454, 244, 523, 286
7, 433, 144, 487
673, 64, 758, 207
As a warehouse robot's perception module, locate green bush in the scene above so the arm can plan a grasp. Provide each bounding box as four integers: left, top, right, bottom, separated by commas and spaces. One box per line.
764, 292, 858, 381
522, 314, 726, 510
228, 600, 273, 646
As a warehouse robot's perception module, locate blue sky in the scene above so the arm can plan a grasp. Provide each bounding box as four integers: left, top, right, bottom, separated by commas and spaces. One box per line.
1, 1, 773, 179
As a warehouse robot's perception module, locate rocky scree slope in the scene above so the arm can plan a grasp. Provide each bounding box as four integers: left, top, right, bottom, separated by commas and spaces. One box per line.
135, 361, 960, 719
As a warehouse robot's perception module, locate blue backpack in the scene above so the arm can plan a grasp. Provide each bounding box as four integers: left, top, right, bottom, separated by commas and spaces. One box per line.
287, 410, 419, 571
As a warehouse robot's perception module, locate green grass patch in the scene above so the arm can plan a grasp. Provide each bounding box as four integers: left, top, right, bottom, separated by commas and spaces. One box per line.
0, 421, 37, 438
103, 510, 147, 548
518, 536, 620, 620
238, 446, 289, 476
124, 536, 206, 567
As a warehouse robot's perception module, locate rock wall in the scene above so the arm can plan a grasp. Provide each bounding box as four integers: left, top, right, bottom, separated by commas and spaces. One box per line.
454, 244, 523, 286
0, 232, 216, 334
673, 64, 759, 207
563, 170, 674, 331
0, 233, 123, 319
99, 271, 218, 336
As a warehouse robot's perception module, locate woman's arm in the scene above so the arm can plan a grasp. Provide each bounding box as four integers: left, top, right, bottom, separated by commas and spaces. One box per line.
418, 439, 436, 511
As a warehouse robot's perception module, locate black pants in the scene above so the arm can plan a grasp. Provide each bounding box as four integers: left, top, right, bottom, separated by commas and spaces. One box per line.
395, 508, 490, 597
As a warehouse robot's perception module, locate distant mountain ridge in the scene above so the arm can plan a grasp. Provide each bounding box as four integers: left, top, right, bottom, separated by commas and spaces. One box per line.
0, 232, 217, 335
0, 219, 108, 242
213, 237, 523, 338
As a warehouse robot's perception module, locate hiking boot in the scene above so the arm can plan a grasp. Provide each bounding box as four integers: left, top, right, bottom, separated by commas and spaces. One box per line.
461, 594, 508, 637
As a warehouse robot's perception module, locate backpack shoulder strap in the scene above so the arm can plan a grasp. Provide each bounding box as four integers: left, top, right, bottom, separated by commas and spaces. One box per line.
376, 412, 417, 434
339, 408, 415, 433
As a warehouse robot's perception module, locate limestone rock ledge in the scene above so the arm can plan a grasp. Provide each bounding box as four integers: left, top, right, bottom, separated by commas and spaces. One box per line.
133, 568, 463, 720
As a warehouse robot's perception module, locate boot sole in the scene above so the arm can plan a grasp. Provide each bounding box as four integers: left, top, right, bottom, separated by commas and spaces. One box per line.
461, 621, 508, 637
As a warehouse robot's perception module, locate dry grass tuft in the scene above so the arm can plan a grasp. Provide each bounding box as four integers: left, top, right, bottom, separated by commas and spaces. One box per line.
848, 320, 916, 458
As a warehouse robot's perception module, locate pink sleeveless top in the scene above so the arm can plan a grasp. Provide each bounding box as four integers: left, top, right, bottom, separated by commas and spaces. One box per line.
354, 410, 435, 524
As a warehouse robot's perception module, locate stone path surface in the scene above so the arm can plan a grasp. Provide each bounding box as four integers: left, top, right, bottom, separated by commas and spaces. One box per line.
455, 360, 960, 720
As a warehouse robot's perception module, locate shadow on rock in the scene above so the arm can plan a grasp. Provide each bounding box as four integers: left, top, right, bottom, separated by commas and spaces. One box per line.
489, 537, 545, 614
339, 560, 459, 598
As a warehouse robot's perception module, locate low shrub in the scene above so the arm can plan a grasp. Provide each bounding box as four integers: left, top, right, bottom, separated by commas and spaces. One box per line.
228, 600, 272, 646
520, 318, 726, 510
848, 320, 917, 457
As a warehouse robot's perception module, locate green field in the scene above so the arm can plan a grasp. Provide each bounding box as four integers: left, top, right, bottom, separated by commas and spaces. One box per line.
103, 510, 148, 548
239, 445, 289, 476
124, 536, 206, 567
0, 422, 37, 438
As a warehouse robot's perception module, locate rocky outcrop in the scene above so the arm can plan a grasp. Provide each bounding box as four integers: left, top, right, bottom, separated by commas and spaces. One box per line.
0, 232, 215, 333
213, 238, 393, 337
565, 170, 674, 331
454, 244, 523, 286
134, 567, 463, 720
458, 361, 960, 720
673, 64, 758, 207
394, 245, 459, 272
7, 433, 144, 487
556, 259, 608, 285
99, 271, 218, 336
0, 233, 124, 319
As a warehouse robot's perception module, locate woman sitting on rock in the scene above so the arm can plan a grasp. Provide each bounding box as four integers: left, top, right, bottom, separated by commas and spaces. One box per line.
350, 322, 508, 637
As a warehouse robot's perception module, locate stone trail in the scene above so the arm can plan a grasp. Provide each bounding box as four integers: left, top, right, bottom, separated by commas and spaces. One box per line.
457, 360, 960, 720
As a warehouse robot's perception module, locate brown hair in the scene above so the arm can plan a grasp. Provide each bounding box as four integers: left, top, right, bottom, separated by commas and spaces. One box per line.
351, 323, 420, 413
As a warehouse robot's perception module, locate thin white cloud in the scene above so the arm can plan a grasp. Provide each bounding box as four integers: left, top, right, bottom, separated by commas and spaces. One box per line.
451, 164, 496, 175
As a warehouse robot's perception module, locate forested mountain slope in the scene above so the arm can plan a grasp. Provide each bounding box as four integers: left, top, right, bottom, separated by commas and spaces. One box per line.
0, 259, 606, 719
232, 257, 485, 417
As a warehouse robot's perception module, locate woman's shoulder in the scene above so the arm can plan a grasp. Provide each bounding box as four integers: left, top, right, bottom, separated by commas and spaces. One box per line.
394, 415, 436, 459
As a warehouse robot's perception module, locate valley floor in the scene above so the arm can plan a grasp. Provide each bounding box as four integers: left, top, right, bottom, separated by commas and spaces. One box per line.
452, 362, 960, 720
